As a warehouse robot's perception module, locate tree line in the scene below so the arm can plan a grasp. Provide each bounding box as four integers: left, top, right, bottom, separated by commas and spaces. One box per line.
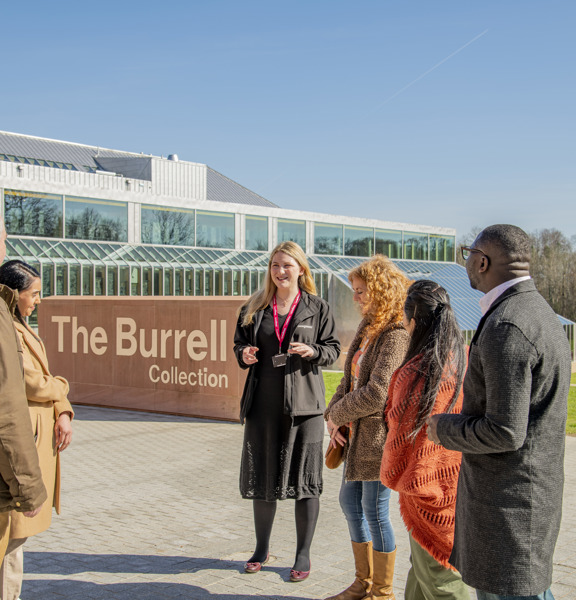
457, 228, 576, 322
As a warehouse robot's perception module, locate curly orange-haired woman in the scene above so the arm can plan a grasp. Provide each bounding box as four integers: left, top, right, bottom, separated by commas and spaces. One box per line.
325, 255, 410, 600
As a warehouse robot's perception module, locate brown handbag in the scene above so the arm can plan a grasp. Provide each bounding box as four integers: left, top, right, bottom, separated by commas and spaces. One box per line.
325, 425, 349, 469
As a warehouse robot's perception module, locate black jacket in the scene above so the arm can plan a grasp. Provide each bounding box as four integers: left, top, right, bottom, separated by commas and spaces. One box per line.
234, 291, 340, 423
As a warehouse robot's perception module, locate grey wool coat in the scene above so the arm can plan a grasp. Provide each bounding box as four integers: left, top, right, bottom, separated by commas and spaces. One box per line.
325, 319, 409, 481
437, 279, 571, 596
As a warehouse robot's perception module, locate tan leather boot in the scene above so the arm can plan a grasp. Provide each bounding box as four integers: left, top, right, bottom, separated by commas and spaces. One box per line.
325, 540, 373, 600
370, 547, 396, 600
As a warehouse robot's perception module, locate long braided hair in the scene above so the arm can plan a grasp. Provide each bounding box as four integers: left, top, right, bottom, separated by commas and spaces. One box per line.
400, 279, 466, 439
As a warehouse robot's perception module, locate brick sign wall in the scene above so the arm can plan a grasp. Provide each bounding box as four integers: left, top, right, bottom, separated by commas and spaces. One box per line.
38, 297, 248, 421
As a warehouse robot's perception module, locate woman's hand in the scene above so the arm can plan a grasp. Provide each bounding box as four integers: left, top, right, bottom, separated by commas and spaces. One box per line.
327, 417, 348, 448
288, 342, 314, 358
242, 346, 259, 365
54, 412, 73, 452
23, 503, 44, 518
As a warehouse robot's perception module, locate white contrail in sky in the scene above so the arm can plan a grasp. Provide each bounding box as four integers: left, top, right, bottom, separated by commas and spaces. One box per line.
371, 28, 489, 112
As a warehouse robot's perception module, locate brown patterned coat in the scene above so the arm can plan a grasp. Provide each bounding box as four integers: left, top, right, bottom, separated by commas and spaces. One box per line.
325, 319, 409, 481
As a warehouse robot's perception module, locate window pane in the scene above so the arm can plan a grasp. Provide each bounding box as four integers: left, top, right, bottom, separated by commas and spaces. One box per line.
375, 229, 402, 259
245, 215, 268, 251
141, 205, 195, 246
119, 266, 130, 296
314, 223, 343, 255
164, 269, 174, 295
277, 219, 305, 249
42, 264, 54, 297
205, 270, 214, 295
195, 270, 204, 295
82, 266, 93, 295
56, 265, 68, 295
153, 268, 163, 295
429, 235, 455, 262
69, 265, 81, 295
250, 271, 259, 294
131, 267, 141, 296
107, 266, 118, 295
345, 226, 373, 257
185, 269, 194, 295
142, 268, 153, 296
404, 232, 429, 260
242, 271, 250, 295
174, 269, 184, 295
66, 197, 128, 242
4, 189, 63, 237
196, 211, 234, 248
95, 266, 106, 296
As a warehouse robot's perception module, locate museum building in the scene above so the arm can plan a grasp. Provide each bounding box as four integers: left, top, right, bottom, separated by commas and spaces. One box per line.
1, 130, 573, 357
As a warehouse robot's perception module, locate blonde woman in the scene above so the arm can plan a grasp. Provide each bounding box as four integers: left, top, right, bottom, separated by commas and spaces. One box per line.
234, 241, 340, 582
0, 260, 73, 600
325, 255, 410, 600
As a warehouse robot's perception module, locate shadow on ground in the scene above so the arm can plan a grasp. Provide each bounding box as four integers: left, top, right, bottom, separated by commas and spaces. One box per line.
71, 404, 233, 424
26, 551, 299, 580
23, 578, 312, 600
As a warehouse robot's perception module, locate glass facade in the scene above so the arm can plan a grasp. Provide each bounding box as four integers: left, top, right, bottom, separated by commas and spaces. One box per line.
314, 223, 343, 255
141, 205, 195, 246
430, 234, 455, 262
1, 189, 456, 266
66, 197, 128, 242
403, 231, 429, 260
196, 211, 234, 248
4, 189, 63, 238
245, 215, 268, 251
277, 219, 306, 249
345, 226, 373, 257
375, 229, 402, 259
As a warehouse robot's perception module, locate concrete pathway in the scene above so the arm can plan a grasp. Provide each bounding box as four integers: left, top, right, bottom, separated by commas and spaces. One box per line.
22, 406, 576, 599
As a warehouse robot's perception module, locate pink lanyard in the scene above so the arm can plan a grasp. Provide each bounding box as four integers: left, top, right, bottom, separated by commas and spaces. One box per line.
272, 291, 301, 353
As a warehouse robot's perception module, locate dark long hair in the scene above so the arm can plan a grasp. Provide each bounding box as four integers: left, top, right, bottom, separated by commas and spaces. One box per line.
400, 279, 466, 439
0, 259, 41, 323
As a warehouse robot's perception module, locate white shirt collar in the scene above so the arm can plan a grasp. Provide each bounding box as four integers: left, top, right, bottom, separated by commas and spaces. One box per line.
479, 276, 532, 316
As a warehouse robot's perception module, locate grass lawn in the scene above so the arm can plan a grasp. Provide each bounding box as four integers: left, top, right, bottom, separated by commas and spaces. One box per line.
323, 371, 343, 405
568, 373, 576, 436
324, 371, 576, 435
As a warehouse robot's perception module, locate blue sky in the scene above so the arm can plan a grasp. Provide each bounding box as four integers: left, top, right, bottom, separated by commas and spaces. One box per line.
3, 1, 574, 240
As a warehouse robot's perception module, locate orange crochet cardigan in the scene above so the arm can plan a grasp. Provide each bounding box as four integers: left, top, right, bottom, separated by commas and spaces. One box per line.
380, 355, 463, 568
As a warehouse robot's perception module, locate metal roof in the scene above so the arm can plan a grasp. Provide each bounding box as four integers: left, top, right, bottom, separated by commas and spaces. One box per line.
207, 167, 278, 208
0, 131, 278, 208
310, 255, 485, 330
0, 131, 136, 172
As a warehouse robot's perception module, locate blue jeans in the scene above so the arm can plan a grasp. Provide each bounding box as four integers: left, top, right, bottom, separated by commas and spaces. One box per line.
338, 470, 395, 553
476, 589, 555, 600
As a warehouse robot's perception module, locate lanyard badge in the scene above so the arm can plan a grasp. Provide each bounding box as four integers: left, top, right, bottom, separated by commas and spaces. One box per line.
272, 291, 301, 367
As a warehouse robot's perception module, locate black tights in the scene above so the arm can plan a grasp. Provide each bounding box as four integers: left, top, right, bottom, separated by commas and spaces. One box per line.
249, 497, 320, 571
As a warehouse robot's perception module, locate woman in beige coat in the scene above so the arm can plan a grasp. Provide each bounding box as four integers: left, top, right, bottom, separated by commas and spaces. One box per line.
0, 260, 73, 600
324, 255, 410, 600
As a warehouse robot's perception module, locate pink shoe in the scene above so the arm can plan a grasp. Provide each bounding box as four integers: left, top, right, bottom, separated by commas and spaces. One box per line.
289, 560, 311, 582
244, 554, 269, 574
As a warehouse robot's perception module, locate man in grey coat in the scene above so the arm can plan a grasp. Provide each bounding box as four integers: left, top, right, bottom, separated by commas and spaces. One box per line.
428, 224, 571, 600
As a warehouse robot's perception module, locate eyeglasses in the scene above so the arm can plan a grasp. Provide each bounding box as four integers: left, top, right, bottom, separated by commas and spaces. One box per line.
461, 246, 490, 262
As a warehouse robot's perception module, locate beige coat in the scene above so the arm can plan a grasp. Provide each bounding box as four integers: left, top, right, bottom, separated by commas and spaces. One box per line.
325, 320, 409, 481
10, 320, 74, 538
0, 286, 46, 515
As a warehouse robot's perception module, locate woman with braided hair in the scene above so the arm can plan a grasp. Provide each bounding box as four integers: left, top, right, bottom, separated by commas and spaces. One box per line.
380, 279, 469, 600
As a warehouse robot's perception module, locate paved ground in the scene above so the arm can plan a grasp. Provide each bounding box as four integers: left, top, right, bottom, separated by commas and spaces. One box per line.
22, 406, 576, 600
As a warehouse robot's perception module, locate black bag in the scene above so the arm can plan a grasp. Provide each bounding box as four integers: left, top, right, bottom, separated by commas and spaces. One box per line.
239, 368, 258, 424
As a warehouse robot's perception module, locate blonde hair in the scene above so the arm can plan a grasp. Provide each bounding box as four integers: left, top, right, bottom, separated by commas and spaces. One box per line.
241, 241, 316, 326
349, 254, 411, 338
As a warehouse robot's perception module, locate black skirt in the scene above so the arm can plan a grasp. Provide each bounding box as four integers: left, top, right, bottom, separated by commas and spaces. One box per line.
239, 307, 324, 501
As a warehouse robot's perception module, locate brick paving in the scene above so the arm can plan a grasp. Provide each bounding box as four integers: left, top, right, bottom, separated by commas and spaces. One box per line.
21, 406, 576, 599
